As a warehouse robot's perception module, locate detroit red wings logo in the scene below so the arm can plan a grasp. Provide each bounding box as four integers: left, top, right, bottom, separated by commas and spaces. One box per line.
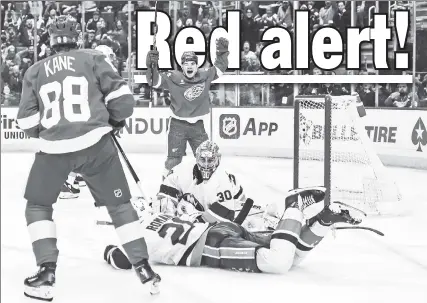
184, 83, 205, 102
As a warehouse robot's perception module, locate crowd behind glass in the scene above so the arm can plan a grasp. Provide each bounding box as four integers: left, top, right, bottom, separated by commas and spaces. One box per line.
1, 1, 427, 108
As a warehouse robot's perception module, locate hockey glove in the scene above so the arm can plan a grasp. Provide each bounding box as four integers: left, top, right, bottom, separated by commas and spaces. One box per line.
214, 37, 229, 73
146, 50, 159, 68
178, 193, 205, 212
109, 118, 126, 137
216, 37, 229, 55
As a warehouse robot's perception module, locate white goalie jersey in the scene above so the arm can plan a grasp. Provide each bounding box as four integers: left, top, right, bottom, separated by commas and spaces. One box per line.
158, 160, 247, 214
140, 212, 210, 266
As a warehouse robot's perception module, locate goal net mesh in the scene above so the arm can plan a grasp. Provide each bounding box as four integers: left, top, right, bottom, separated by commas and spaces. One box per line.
295, 95, 402, 215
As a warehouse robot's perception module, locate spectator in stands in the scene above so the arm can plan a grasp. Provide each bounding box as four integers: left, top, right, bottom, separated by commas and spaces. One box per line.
277, 1, 293, 29
333, 1, 350, 36
241, 8, 259, 52
414, 74, 427, 107
260, 5, 279, 29
86, 10, 104, 32
384, 83, 419, 108
357, 83, 376, 107
319, 1, 337, 26
241, 41, 260, 72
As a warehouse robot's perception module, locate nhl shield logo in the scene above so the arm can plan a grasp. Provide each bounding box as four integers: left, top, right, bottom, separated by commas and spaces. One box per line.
220, 114, 240, 139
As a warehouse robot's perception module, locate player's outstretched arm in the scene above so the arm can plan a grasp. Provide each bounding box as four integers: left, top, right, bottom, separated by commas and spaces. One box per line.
94, 54, 134, 124
146, 50, 161, 88
214, 37, 229, 76
17, 67, 40, 138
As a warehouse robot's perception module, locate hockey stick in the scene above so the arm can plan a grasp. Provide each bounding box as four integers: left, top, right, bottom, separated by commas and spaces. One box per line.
111, 133, 148, 200
98, 198, 255, 226
252, 226, 384, 236
149, 1, 158, 105
234, 198, 254, 225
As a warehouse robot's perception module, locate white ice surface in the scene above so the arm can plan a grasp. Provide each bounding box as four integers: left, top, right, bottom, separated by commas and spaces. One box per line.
1, 152, 427, 303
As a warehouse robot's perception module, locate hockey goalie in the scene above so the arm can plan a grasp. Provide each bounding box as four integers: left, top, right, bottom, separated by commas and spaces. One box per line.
154, 140, 254, 224
102, 142, 362, 273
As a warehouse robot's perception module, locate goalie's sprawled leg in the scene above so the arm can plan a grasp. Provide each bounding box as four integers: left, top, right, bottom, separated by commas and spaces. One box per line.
201, 187, 326, 273
293, 201, 363, 266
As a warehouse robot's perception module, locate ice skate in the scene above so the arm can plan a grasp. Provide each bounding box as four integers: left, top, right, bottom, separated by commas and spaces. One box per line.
24, 263, 56, 301
285, 186, 326, 211
316, 201, 363, 226
58, 180, 80, 199
263, 186, 326, 229
134, 259, 161, 295
75, 174, 86, 187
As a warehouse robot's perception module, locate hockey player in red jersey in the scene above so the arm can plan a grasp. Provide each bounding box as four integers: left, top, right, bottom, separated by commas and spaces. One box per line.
146, 38, 229, 180
103, 187, 362, 273
58, 45, 117, 200
17, 16, 160, 301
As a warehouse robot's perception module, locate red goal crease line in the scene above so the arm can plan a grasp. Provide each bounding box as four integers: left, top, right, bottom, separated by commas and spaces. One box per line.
133, 75, 412, 84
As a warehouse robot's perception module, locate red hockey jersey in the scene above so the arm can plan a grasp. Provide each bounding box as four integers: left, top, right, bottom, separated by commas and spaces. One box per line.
17, 49, 134, 154
153, 66, 221, 122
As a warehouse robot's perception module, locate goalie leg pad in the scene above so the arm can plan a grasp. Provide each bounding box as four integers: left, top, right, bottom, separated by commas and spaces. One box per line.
256, 208, 304, 274
202, 222, 262, 273
292, 222, 330, 266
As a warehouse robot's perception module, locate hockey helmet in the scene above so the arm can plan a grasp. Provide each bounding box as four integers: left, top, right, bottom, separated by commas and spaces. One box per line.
196, 140, 221, 182
48, 15, 79, 48
95, 45, 116, 65
181, 51, 198, 65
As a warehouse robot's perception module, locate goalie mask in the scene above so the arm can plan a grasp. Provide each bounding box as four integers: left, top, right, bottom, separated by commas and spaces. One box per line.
196, 140, 221, 182
181, 51, 198, 79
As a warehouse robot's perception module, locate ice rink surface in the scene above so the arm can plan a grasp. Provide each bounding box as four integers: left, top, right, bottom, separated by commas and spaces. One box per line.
1, 152, 427, 303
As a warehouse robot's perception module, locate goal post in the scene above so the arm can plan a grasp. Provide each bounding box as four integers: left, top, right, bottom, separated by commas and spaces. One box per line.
293, 94, 402, 215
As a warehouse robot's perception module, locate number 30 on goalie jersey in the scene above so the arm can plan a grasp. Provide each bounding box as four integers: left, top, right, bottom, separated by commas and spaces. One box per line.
158, 161, 247, 213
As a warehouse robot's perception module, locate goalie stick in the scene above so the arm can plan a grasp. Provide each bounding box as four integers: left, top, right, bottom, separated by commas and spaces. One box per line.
252, 226, 384, 237
97, 198, 256, 226
234, 198, 254, 225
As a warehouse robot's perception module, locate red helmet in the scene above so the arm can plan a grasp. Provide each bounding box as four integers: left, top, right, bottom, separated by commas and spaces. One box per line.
48, 16, 79, 48
181, 51, 198, 65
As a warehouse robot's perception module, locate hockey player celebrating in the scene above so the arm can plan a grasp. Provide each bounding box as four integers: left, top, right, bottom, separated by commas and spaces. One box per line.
154, 140, 256, 224
103, 187, 362, 273
146, 38, 229, 180
17, 16, 160, 301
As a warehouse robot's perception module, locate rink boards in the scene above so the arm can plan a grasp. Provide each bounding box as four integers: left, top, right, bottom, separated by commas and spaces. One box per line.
1, 107, 426, 169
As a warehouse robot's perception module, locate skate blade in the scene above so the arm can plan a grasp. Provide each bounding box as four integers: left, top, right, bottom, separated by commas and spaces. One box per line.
59, 193, 79, 199
24, 285, 54, 301
150, 279, 160, 295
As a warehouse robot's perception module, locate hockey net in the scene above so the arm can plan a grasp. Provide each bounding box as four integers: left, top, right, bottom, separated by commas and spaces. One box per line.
294, 95, 402, 215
